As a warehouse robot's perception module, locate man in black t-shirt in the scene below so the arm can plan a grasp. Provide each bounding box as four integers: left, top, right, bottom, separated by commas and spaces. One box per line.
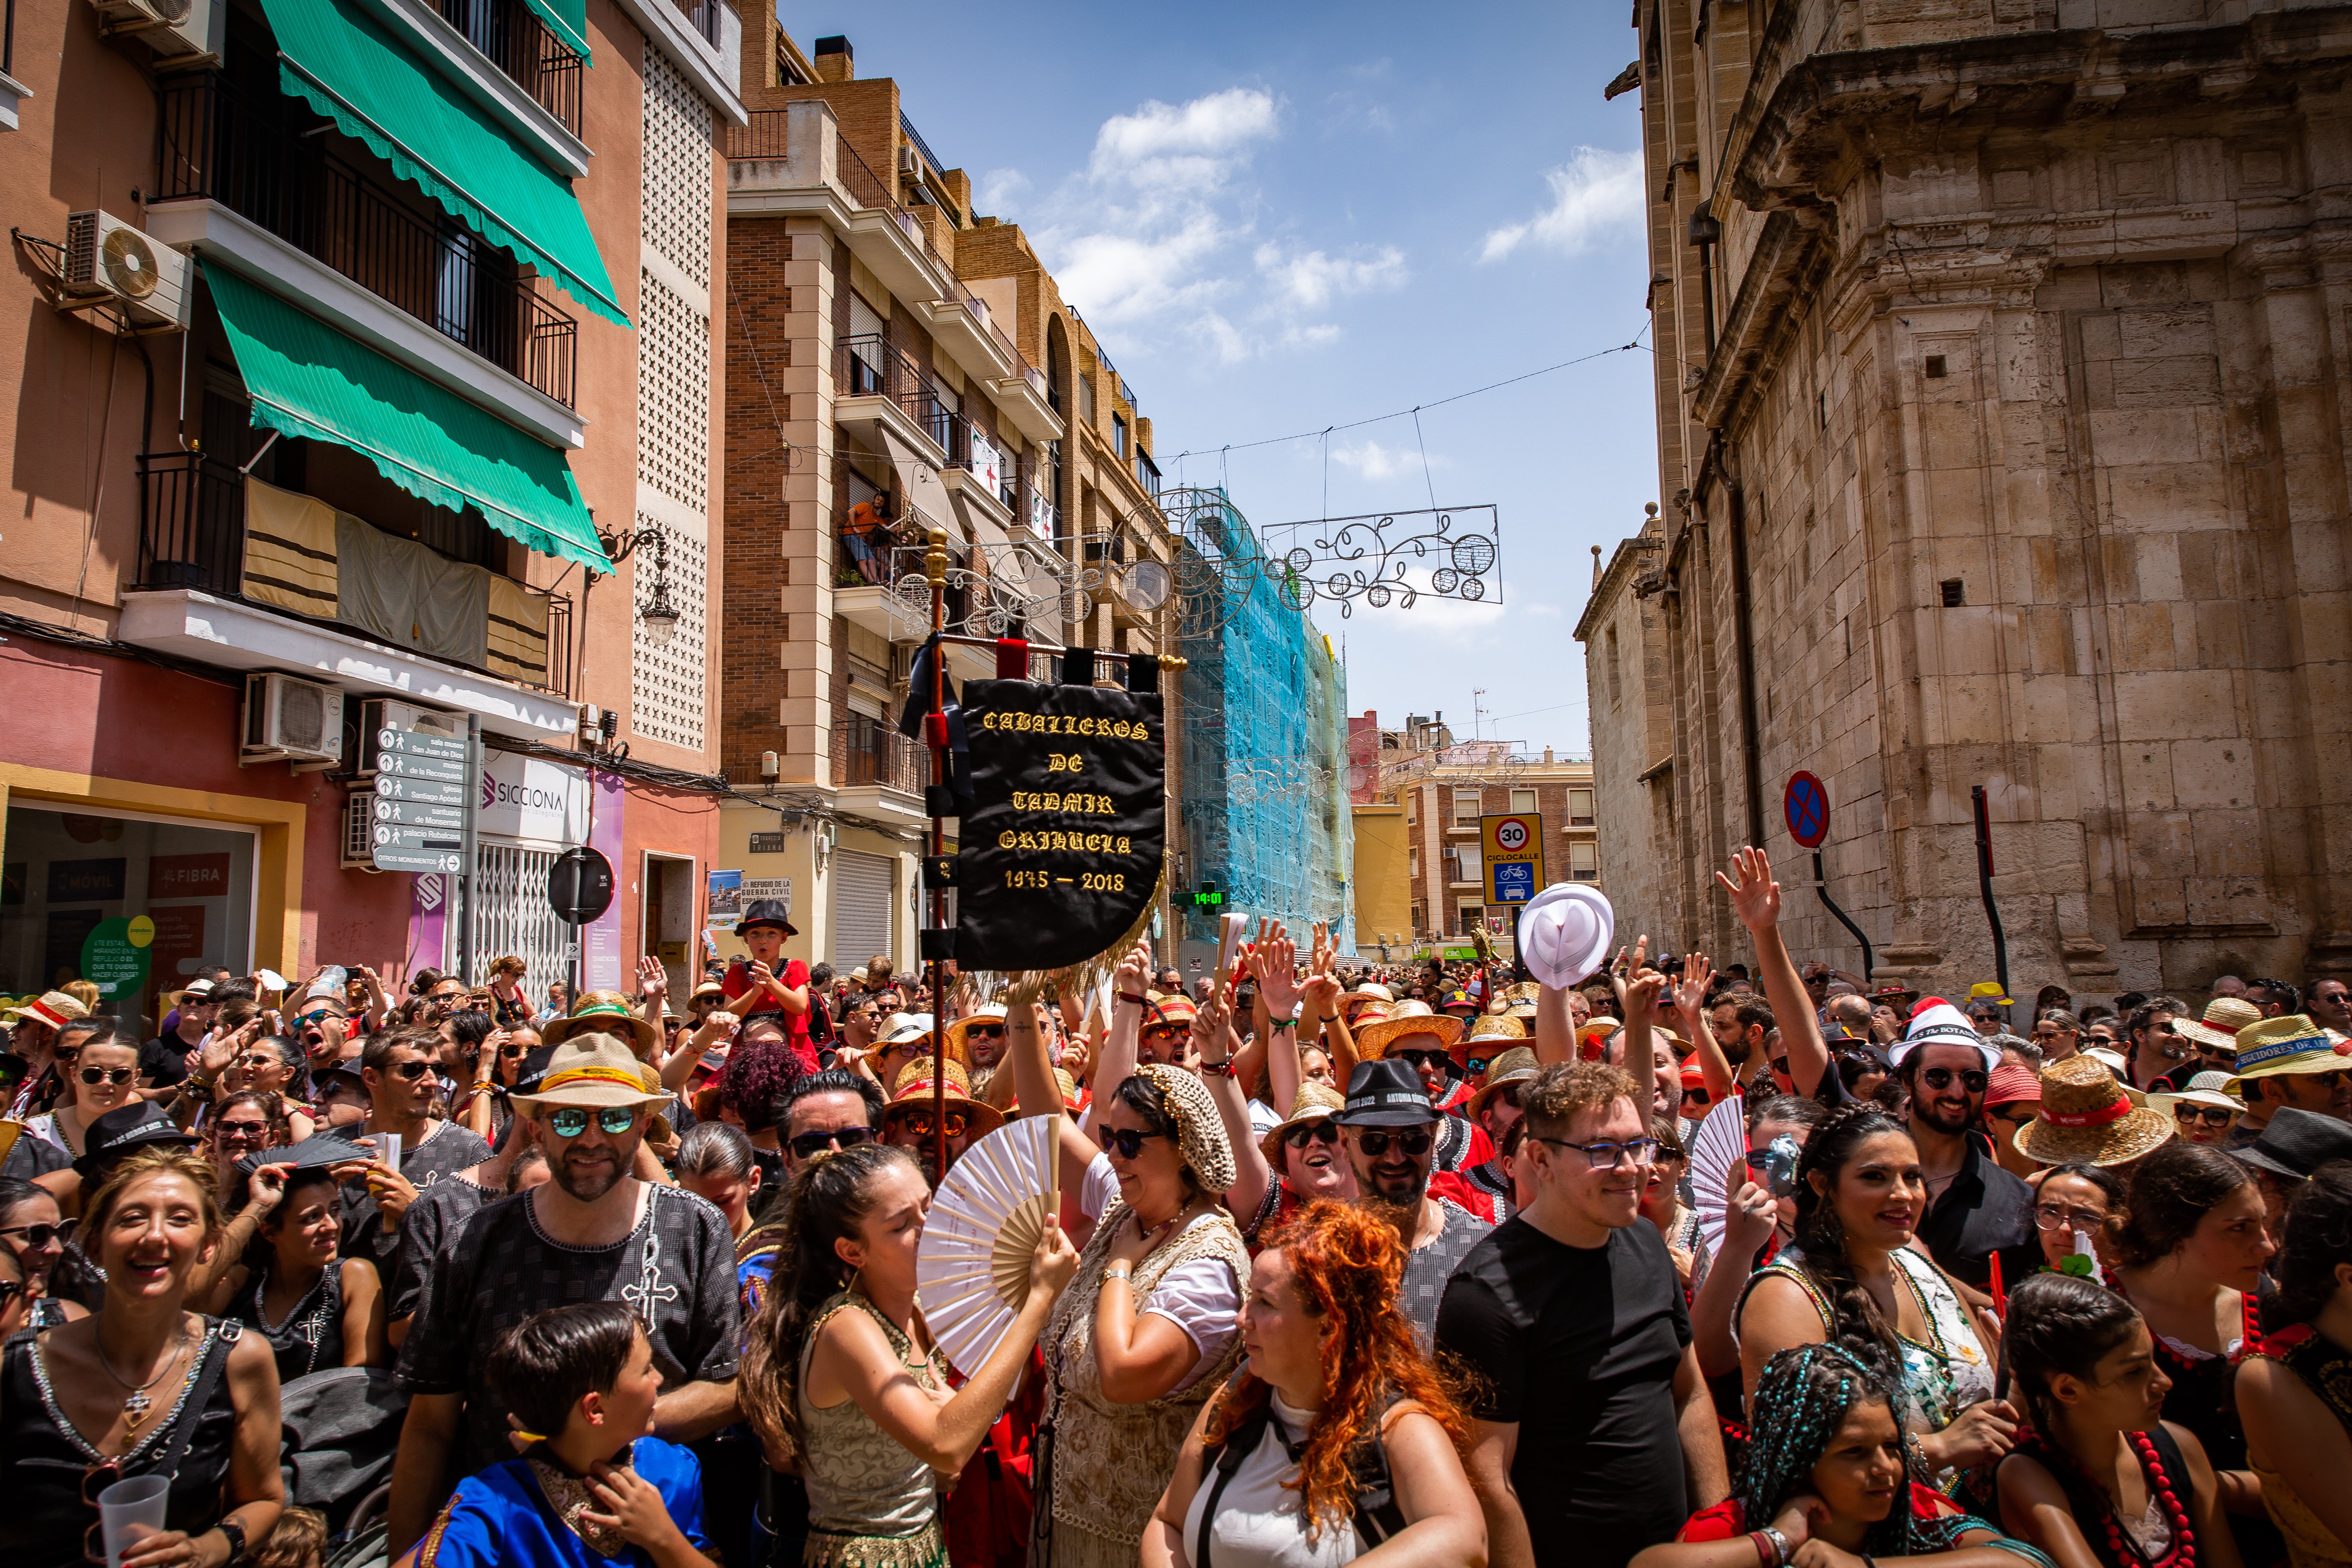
1435, 1060, 1727, 1568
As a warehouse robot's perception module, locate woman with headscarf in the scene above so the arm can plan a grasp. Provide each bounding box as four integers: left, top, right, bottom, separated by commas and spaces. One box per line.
1634, 1343, 2050, 1568
1001, 992, 1252, 1568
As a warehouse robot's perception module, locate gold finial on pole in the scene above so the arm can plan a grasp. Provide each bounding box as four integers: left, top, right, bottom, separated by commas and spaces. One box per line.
925, 528, 949, 586
1159, 654, 1188, 671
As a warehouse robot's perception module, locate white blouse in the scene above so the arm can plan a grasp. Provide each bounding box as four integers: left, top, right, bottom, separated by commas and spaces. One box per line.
1180, 1393, 1360, 1568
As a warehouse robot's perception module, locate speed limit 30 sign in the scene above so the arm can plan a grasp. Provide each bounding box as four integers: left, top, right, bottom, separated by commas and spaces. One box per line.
1480, 814, 1545, 904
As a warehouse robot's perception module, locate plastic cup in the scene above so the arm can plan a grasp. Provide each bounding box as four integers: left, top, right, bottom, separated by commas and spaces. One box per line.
98, 1474, 170, 1568
374, 1132, 403, 1171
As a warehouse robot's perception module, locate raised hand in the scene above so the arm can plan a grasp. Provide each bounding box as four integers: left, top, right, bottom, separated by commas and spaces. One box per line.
1626, 969, 1668, 1016
635, 955, 668, 1005
1672, 953, 1713, 1017
1252, 924, 1300, 1020
1114, 939, 1152, 1000
1715, 846, 1782, 933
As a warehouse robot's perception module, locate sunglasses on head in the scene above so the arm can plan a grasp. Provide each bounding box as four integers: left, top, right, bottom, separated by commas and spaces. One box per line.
1353, 1127, 1433, 1158
787, 1125, 875, 1158
1283, 1121, 1341, 1150
0, 1219, 73, 1247
77, 1066, 136, 1087
1102, 1126, 1171, 1160
1920, 1066, 1989, 1093
894, 1109, 969, 1141
2175, 1104, 2235, 1129
546, 1105, 640, 1138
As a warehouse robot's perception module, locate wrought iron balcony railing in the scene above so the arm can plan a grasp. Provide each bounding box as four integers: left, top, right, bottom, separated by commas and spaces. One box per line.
436, 0, 583, 135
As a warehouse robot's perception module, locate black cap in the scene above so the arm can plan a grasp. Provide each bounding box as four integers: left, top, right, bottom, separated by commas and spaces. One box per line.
737, 898, 798, 938
1335, 1059, 1440, 1128
514, 1044, 559, 1096
2228, 1108, 2352, 1182
74, 1102, 199, 1180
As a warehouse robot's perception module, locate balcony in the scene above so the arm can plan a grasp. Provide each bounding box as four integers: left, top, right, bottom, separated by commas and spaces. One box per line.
154, 73, 579, 415
122, 450, 580, 739
836, 333, 951, 465
431, 0, 584, 138
832, 713, 929, 827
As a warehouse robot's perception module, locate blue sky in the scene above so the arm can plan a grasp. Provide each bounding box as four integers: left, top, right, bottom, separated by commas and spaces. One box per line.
791, 2, 1660, 758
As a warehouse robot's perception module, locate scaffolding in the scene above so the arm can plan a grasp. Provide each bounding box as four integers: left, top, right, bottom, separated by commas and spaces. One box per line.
1176, 490, 1355, 956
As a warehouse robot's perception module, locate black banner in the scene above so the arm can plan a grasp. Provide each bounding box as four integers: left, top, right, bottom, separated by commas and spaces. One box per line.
955, 678, 1164, 972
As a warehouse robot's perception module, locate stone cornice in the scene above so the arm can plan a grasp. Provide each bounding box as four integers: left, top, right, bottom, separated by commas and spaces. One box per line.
1573, 532, 1664, 643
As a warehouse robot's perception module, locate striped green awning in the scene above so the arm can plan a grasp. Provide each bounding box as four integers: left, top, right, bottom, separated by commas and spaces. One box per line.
255, 0, 626, 328
204, 261, 611, 574
522, 0, 590, 63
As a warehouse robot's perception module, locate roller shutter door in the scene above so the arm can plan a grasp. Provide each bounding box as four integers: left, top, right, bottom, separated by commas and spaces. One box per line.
831, 849, 894, 970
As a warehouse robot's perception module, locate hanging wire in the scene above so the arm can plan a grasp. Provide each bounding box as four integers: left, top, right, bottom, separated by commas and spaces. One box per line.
1410, 406, 1438, 514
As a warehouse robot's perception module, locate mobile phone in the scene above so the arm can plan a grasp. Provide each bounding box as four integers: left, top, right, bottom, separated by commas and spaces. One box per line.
1744, 1133, 1801, 1198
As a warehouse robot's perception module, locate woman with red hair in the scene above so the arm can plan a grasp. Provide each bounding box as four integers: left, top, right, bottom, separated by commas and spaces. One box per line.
1143, 1200, 1486, 1566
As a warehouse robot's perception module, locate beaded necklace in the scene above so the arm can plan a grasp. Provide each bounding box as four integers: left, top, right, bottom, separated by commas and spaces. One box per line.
2017, 1429, 2197, 1568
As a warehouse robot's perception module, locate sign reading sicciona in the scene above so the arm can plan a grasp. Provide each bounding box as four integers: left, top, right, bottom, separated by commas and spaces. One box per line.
955, 678, 1166, 972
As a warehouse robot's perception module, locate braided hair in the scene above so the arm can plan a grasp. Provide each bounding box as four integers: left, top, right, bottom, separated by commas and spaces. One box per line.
1788, 1102, 1916, 1382
2000, 1272, 2144, 1442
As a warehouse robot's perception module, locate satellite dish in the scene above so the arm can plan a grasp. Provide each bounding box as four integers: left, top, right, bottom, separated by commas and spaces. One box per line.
103, 228, 159, 298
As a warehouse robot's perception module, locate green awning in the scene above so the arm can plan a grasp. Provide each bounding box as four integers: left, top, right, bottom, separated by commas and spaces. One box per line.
255, 0, 626, 328
522, 0, 591, 63
203, 261, 611, 574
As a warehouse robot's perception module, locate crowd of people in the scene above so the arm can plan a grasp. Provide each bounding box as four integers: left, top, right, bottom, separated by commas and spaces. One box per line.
0, 872, 2348, 1568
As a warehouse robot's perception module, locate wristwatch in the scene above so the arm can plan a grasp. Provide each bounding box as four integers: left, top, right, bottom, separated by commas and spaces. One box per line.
215, 1519, 248, 1564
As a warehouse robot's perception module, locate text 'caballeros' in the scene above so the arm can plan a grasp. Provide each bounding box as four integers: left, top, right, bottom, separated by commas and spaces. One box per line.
979, 711, 1148, 738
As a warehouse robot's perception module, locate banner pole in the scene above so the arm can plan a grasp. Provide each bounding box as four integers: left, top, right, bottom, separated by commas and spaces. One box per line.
926, 529, 950, 1182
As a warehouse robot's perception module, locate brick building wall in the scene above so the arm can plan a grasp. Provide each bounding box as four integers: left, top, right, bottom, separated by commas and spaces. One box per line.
721, 225, 793, 781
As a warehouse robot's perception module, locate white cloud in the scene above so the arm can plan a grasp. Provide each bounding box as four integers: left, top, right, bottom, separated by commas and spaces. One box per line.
1089, 88, 1281, 185
975, 167, 1030, 214
1330, 439, 1446, 481
1479, 148, 1644, 262
1254, 242, 1407, 310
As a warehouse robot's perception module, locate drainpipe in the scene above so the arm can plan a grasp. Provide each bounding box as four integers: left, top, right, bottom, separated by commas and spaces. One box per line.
1972, 785, 2011, 1023
1722, 453, 1765, 851
1688, 206, 1720, 359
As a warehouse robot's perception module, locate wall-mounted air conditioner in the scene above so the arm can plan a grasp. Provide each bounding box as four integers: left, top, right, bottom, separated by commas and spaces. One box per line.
342, 794, 382, 871
87, 0, 222, 64
62, 211, 192, 332
352, 698, 462, 779
241, 672, 344, 769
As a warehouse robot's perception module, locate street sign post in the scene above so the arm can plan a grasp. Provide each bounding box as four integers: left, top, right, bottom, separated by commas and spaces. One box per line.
372, 719, 480, 904
1480, 814, 1545, 906
373, 773, 467, 807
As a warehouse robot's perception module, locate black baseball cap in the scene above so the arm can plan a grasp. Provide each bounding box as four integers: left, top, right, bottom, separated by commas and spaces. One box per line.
2228, 1108, 2352, 1182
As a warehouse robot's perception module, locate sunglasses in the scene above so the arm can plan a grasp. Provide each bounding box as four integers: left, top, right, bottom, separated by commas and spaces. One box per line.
499, 1044, 531, 1059
1102, 1127, 1171, 1160
213, 1121, 272, 1143
1987, 1106, 2038, 1128
78, 1066, 136, 1087
2310, 1070, 2350, 1091
2174, 1105, 2235, 1129
1393, 1048, 1453, 1072
1920, 1067, 1989, 1093
1283, 1121, 1341, 1150
546, 1106, 640, 1138
236, 1052, 281, 1071
894, 1109, 970, 1141
0, 1219, 73, 1247
1682, 1087, 1712, 1107
1353, 1128, 1434, 1158
379, 1060, 435, 1082
787, 1126, 876, 1158
965, 1023, 1005, 1039
1770, 1057, 1790, 1078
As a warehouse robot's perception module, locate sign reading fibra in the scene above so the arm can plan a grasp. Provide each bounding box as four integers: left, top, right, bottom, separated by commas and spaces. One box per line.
1480, 813, 1545, 906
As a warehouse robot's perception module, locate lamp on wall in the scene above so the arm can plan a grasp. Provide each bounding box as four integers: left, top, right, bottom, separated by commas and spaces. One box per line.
599, 524, 683, 644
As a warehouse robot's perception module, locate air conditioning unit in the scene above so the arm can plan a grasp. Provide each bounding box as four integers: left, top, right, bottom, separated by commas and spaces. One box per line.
241, 672, 345, 769
898, 143, 921, 176
341, 794, 383, 872
62, 211, 192, 331
88, 0, 222, 63
352, 698, 462, 779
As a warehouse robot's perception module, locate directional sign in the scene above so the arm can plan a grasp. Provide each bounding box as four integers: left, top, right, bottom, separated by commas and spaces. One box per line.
1480, 813, 1545, 905
377, 726, 467, 761
374, 773, 466, 807
372, 846, 466, 874
374, 822, 462, 852
372, 797, 465, 830
1785, 770, 1831, 849
372, 749, 466, 783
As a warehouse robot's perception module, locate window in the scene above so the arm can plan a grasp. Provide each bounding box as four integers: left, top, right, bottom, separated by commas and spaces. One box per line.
1570, 842, 1599, 881
1568, 788, 1595, 826
1452, 791, 1481, 827
1510, 788, 1537, 814
1410, 902, 1425, 935
1443, 847, 1473, 884
1606, 624, 1623, 708
1406, 794, 1417, 825
1458, 903, 1484, 936
1112, 412, 1128, 457
1077, 372, 1095, 427
1408, 846, 1420, 878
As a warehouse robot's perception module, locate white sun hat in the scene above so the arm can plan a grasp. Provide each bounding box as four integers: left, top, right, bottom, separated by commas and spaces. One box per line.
1517, 884, 1616, 991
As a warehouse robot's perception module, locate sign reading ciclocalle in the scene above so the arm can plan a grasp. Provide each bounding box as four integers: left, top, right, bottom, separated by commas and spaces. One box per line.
956, 678, 1165, 972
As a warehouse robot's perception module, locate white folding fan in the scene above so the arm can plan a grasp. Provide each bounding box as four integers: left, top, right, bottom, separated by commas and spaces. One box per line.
915, 1111, 1059, 1378
1688, 1092, 1750, 1260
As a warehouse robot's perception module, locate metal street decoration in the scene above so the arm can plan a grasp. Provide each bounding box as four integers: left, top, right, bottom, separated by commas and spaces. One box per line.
1251, 501, 1502, 619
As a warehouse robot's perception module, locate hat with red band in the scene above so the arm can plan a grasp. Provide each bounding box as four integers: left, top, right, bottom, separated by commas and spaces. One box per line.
2014, 1055, 2175, 1167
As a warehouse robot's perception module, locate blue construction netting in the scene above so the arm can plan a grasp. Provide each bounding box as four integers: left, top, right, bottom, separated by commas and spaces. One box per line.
1175, 489, 1354, 955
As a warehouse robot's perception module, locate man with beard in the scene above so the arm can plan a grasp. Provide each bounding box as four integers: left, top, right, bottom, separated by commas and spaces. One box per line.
1355, 1000, 1495, 1173
1333, 1057, 1490, 1346
880, 1056, 1000, 1186
776, 1067, 887, 1180
1889, 1001, 2035, 1291
292, 993, 356, 1076
336, 1027, 491, 1279
386, 1035, 740, 1560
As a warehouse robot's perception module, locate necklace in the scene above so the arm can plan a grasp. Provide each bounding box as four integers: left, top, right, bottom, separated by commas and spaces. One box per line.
2023, 1431, 2196, 1568
96, 1325, 190, 1432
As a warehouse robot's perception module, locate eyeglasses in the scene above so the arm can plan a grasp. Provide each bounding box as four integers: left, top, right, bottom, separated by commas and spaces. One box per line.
213, 1121, 272, 1144
2033, 1203, 2108, 1232
546, 1106, 640, 1138
894, 1109, 969, 1141
1536, 1135, 1659, 1170
1352, 1128, 1434, 1158
236, 1053, 281, 1072
1920, 1067, 1989, 1093
77, 1066, 136, 1087
2175, 1105, 2235, 1129
0, 1220, 73, 1247
383, 1060, 434, 1082
1283, 1121, 1341, 1150
1393, 1048, 1453, 1072
965, 1023, 1005, 1039
1102, 1127, 1171, 1160
787, 1126, 875, 1158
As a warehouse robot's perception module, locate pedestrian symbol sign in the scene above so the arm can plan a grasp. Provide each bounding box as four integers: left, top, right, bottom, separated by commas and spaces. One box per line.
1480, 814, 1545, 905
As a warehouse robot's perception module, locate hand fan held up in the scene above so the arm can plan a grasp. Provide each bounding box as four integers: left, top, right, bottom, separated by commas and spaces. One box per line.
914, 1111, 1060, 1379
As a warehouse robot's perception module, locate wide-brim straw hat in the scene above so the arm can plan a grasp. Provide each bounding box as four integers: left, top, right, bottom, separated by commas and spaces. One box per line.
2015, 1055, 2177, 1166
17, 990, 89, 1033
1467, 1046, 1540, 1121
1139, 994, 1197, 1033
2224, 1015, 2351, 1092
945, 1003, 1007, 1059
1259, 1081, 1346, 1167
2178, 996, 2262, 1053
2148, 1072, 2243, 1118
1459, 1011, 1527, 1067
507, 1035, 675, 1113
1501, 981, 1540, 1020
1355, 1000, 1465, 1060
887, 1056, 1005, 1136
541, 991, 660, 1054
1339, 982, 1394, 1012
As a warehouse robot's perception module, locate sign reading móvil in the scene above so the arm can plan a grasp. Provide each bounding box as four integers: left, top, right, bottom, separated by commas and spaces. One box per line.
81, 915, 154, 1001
1480, 814, 1545, 906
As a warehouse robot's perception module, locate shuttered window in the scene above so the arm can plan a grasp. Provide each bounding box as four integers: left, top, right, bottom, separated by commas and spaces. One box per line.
831, 848, 894, 969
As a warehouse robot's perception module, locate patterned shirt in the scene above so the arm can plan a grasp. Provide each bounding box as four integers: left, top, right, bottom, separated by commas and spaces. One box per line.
1399, 1197, 1491, 1348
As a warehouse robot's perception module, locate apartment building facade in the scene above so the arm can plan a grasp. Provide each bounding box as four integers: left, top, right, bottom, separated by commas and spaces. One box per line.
0, 0, 741, 1012
718, 22, 1181, 973
1578, 0, 2352, 998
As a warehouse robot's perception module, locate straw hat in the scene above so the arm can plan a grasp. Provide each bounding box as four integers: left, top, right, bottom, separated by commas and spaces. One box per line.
1258, 1081, 1346, 1167
1576, 1018, 1621, 1061
2147, 1069, 2242, 1121
2084, 1045, 2131, 1077
1339, 981, 1394, 1014
15, 990, 89, 1034
945, 1002, 1008, 1059
1467, 1046, 1540, 1122
885, 1056, 1005, 1137
1460, 1012, 1527, 1069
1139, 994, 1197, 1034
508, 1035, 675, 1113
1501, 982, 1540, 1021
541, 991, 660, 1054
1132, 1062, 1236, 1193
2224, 1015, 2351, 1093
1354, 999, 1465, 1060
2177, 996, 2262, 1054
2014, 1055, 2177, 1167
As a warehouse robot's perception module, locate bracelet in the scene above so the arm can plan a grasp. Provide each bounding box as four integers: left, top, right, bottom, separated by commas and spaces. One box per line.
1748, 1533, 1774, 1568
1269, 1016, 1297, 1032
1103, 1264, 1132, 1282
1758, 1526, 1791, 1568
1200, 1058, 1236, 1078
1118, 992, 1148, 1005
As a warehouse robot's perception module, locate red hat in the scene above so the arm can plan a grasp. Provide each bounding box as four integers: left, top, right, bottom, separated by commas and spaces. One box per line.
1983, 1064, 2042, 1109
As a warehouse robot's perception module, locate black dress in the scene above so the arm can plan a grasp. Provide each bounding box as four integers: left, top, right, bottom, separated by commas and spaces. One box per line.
231, 1262, 346, 1385
0, 1319, 241, 1568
